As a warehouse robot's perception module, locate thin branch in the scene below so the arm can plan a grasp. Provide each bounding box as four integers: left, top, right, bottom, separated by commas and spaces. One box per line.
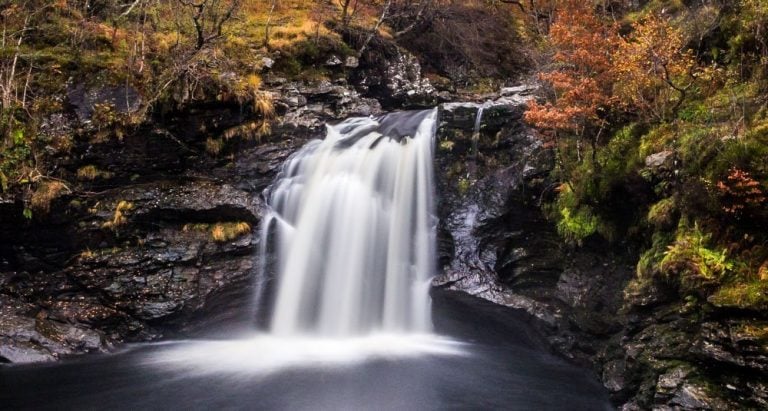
393, 0, 434, 38
120, 0, 143, 17
358, 0, 393, 56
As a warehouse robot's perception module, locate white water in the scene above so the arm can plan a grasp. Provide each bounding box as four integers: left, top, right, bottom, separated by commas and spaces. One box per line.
260, 109, 439, 337
471, 103, 487, 161
153, 110, 450, 374
146, 333, 465, 375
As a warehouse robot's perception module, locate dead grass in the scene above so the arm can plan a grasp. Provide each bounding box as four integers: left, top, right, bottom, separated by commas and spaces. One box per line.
205, 138, 224, 155
210, 222, 252, 242
30, 181, 70, 215
77, 165, 113, 181
102, 200, 134, 230
183, 221, 252, 242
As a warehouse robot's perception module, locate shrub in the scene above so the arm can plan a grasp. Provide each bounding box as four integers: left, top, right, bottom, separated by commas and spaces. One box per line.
716, 167, 766, 216
637, 231, 675, 278
211, 222, 251, 242
183, 221, 251, 242
660, 223, 734, 292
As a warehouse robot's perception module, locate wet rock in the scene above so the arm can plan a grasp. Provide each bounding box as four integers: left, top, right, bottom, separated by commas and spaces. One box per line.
274, 81, 382, 130
115, 180, 260, 224
264, 75, 288, 86
604, 359, 629, 393
325, 55, 342, 66
439, 98, 527, 134
0, 294, 106, 363
69, 225, 255, 324
645, 151, 675, 169
67, 83, 142, 123
352, 40, 436, 108
345, 56, 359, 68
624, 279, 675, 308
499, 84, 537, 98
655, 366, 692, 398
621, 401, 643, 411
692, 320, 768, 372
666, 384, 713, 410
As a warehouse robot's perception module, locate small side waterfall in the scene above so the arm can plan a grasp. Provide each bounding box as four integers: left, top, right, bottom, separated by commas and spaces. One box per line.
471, 103, 487, 161
259, 109, 438, 337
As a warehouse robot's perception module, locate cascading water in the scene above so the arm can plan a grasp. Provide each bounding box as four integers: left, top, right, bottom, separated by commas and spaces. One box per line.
150, 109, 464, 374
259, 109, 438, 337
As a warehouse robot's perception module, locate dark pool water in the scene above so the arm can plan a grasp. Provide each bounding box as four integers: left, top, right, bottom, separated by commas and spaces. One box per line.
0, 291, 611, 411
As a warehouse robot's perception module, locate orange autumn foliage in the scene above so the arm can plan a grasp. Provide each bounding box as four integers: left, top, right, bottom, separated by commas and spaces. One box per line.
613, 14, 697, 122
524, 0, 617, 137
717, 167, 766, 215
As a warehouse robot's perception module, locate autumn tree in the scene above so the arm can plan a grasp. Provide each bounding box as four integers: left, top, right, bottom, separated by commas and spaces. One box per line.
524, 0, 618, 160
613, 14, 698, 122
176, 0, 242, 50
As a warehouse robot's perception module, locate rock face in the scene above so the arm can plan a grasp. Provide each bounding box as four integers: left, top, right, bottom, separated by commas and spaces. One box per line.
0, 82, 341, 363
432, 88, 634, 364
350, 35, 437, 108
67, 83, 142, 123
0, 178, 267, 361
430, 85, 768, 410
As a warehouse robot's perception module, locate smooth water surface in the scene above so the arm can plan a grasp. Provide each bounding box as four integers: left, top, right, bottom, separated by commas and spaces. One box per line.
0, 291, 611, 411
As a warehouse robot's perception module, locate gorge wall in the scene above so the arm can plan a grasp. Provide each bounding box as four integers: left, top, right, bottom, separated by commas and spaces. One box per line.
1, 38, 766, 411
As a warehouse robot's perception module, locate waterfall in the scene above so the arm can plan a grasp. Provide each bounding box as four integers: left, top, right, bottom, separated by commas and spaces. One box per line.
471, 103, 486, 160
259, 109, 438, 337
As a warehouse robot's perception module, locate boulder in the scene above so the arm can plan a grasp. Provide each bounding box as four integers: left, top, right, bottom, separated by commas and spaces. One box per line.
66, 83, 142, 123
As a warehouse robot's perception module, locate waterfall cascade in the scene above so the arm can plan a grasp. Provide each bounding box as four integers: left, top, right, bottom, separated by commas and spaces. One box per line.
259, 109, 438, 337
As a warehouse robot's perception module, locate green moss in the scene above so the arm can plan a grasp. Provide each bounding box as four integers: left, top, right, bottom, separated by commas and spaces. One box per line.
438, 140, 455, 152
647, 198, 678, 227
457, 177, 471, 196
556, 205, 599, 246
594, 123, 644, 194
678, 102, 714, 123
710, 281, 768, 310
639, 123, 676, 159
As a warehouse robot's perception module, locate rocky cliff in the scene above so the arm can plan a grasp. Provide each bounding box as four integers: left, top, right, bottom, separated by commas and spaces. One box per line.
432, 90, 768, 410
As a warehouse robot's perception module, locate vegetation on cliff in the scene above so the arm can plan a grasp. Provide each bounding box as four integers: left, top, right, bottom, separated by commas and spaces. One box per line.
525, 0, 768, 312
0, 0, 528, 218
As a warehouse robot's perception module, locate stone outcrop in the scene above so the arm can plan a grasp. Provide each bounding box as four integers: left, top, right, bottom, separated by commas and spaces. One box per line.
430, 85, 768, 410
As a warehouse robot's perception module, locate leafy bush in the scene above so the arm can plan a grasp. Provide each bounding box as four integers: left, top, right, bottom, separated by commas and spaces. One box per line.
660, 223, 735, 292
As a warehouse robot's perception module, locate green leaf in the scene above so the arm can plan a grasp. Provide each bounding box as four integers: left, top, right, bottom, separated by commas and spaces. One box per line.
23, 208, 33, 220
12, 129, 24, 145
